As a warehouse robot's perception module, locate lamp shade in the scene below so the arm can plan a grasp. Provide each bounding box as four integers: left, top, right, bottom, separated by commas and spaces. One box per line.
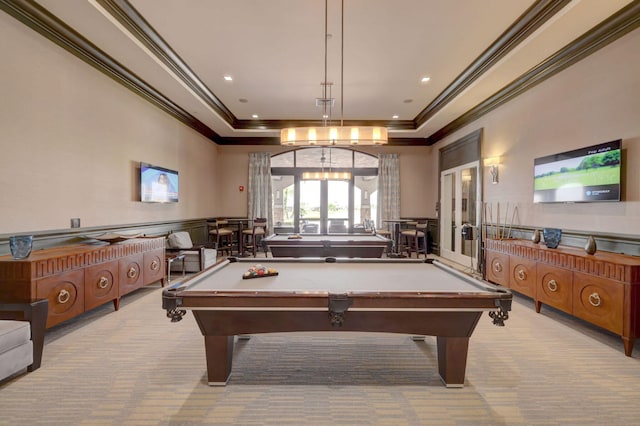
281, 126, 388, 146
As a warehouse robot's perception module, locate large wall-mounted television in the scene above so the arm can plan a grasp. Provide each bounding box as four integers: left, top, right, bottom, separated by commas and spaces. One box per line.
140, 162, 179, 203
533, 139, 621, 203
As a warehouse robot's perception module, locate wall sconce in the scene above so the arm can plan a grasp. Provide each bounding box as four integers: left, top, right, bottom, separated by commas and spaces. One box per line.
364, 190, 369, 200
484, 156, 502, 184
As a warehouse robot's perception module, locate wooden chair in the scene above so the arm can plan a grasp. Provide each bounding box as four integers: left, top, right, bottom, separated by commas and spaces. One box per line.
207, 219, 234, 256
401, 222, 428, 258
242, 218, 267, 257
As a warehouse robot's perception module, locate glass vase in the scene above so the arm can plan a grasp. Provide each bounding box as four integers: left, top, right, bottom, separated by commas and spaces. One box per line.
9, 235, 33, 259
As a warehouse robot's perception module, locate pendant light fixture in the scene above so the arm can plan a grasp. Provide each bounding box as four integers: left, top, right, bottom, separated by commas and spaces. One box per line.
281, 0, 388, 147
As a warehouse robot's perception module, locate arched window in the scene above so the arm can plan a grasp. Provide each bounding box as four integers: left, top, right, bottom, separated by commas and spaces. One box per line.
271, 148, 378, 234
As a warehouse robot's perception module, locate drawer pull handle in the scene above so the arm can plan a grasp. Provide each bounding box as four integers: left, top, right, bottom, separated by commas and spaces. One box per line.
588, 292, 602, 307
150, 260, 160, 271
547, 279, 558, 292
128, 267, 137, 279
98, 276, 109, 289
493, 262, 502, 273
58, 289, 70, 304
517, 269, 527, 281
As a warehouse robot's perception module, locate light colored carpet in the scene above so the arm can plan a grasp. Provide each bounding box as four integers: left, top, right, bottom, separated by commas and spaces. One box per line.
1, 271, 639, 425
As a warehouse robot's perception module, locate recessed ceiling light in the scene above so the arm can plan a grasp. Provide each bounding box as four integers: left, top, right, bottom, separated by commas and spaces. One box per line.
239, 98, 248, 103
403, 99, 413, 104
252, 114, 259, 119
421, 76, 431, 83
224, 75, 233, 81
392, 115, 399, 119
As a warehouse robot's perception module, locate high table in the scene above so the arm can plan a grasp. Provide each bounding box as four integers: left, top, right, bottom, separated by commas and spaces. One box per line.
382, 219, 412, 257
225, 218, 250, 256
263, 234, 391, 258
162, 257, 512, 388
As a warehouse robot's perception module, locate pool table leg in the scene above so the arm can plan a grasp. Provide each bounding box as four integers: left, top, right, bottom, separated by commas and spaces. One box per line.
436, 336, 469, 388
204, 335, 234, 386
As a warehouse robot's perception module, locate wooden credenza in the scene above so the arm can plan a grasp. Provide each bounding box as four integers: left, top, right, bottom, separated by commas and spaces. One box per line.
485, 238, 640, 356
0, 238, 165, 328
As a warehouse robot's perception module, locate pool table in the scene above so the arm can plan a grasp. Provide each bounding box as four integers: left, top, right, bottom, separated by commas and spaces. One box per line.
263, 233, 391, 258
162, 257, 512, 388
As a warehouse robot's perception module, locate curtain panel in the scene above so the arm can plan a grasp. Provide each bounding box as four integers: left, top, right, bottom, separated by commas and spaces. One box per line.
247, 152, 273, 229
377, 153, 400, 231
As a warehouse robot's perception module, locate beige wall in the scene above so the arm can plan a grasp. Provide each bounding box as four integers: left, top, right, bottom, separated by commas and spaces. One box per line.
431, 28, 640, 235
216, 145, 434, 219
0, 11, 219, 235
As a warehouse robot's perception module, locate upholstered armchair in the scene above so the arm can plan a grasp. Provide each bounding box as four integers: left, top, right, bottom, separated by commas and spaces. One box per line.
166, 231, 217, 272
0, 299, 48, 382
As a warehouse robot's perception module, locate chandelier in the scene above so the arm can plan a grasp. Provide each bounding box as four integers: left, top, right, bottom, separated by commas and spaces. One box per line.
280, 0, 388, 147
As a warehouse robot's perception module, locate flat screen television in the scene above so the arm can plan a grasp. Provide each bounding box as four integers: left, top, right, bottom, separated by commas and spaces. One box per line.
533, 139, 621, 203
140, 162, 179, 203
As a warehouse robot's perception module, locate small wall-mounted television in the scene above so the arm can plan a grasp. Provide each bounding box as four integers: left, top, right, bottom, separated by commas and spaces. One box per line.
140, 162, 179, 203
533, 139, 621, 203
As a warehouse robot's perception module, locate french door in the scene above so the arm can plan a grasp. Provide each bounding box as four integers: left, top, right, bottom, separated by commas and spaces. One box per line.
299, 179, 350, 234
440, 161, 480, 269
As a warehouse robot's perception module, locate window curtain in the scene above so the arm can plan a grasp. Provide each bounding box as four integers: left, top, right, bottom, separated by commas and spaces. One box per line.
377, 153, 400, 231
247, 152, 272, 229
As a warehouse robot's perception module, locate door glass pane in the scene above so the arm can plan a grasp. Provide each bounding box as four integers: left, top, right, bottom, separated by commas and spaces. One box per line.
327, 180, 349, 233
441, 172, 455, 252
354, 176, 377, 231
299, 180, 320, 234
461, 166, 477, 258
326, 147, 353, 168
354, 151, 379, 168
270, 151, 294, 167
295, 148, 324, 168
272, 176, 294, 234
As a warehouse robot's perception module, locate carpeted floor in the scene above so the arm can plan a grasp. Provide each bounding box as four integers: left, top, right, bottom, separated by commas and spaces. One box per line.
1, 267, 640, 425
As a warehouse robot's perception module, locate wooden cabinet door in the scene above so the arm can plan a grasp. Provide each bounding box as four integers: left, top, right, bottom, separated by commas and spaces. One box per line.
85, 261, 118, 311
36, 269, 84, 328
509, 256, 536, 298
143, 248, 164, 285
485, 250, 509, 287
537, 264, 572, 314
119, 254, 143, 297
573, 271, 623, 335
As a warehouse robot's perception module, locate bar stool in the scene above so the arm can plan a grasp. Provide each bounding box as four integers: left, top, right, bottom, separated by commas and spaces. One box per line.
242, 218, 267, 257
400, 222, 427, 258
208, 219, 234, 256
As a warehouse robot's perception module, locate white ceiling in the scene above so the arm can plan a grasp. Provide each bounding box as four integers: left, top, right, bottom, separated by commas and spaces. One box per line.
19, 0, 637, 143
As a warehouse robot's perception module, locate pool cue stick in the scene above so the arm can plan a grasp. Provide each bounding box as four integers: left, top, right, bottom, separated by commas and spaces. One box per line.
507, 205, 517, 238
496, 202, 500, 239
502, 203, 509, 239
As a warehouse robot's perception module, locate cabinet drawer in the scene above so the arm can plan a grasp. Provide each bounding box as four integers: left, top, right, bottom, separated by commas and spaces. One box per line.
509, 256, 536, 298
573, 272, 624, 335
119, 254, 143, 297
85, 261, 118, 311
36, 269, 84, 328
537, 264, 572, 314
143, 248, 165, 285
485, 250, 509, 287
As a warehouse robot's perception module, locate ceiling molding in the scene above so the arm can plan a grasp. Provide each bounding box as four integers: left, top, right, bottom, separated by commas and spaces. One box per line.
94, 0, 237, 126
414, 0, 571, 127
2, 0, 638, 147
0, 0, 220, 143
426, 0, 640, 145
